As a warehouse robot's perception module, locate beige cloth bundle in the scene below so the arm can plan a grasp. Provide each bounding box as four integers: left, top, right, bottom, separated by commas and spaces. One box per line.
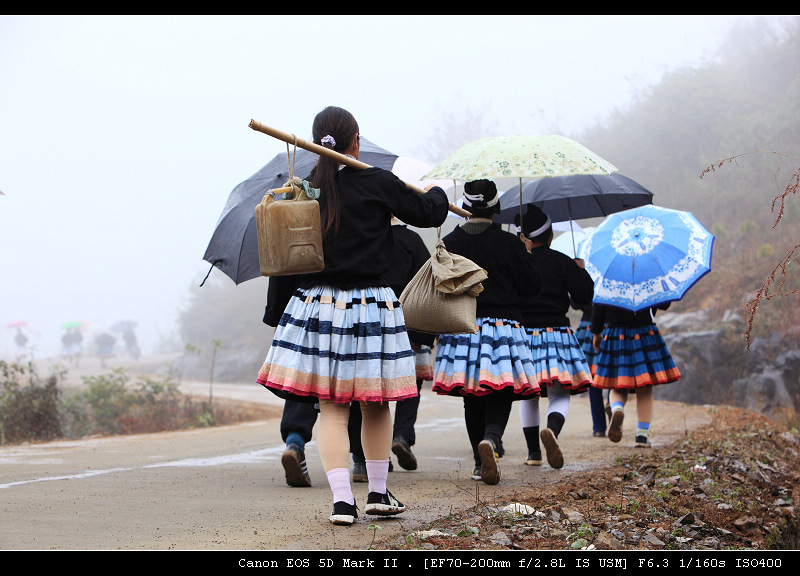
399, 240, 487, 335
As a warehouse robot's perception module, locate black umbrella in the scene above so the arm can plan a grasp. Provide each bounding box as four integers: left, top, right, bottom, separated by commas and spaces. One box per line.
496, 173, 654, 226
202, 137, 399, 285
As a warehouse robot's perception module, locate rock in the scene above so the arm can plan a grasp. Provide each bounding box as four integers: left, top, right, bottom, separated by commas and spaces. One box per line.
734, 515, 761, 534
595, 531, 624, 550
642, 531, 665, 546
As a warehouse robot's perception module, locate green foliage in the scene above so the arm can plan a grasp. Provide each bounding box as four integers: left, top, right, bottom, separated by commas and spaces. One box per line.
0, 360, 255, 445
0, 361, 63, 443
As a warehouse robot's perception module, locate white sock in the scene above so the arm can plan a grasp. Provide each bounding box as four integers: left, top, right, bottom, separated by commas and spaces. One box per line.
325, 468, 354, 505
366, 459, 389, 494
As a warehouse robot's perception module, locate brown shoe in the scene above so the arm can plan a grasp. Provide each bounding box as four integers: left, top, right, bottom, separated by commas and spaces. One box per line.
608, 410, 624, 443
540, 428, 564, 469
477, 440, 500, 485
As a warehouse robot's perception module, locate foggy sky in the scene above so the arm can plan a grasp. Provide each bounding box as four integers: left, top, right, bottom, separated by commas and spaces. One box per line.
0, 14, 746, 359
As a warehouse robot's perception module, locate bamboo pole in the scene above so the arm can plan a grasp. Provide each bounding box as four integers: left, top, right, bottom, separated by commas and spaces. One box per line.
248, 119, 470, 218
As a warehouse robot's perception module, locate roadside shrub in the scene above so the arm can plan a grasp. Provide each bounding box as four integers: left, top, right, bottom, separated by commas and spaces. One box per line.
0, 361, 63, 443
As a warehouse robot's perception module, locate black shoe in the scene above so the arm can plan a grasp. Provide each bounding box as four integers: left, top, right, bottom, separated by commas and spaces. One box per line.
592, 430, 606, 437
635, 435, 652, 448
391, 437, 418, 471
281, 444, 311, 487
329, 500, 358, 525
477, 440, 500, 485
365, 490, 406, 515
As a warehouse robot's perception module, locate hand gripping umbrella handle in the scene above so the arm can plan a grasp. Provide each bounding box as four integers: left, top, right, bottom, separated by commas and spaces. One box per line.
248, 119, 470, 218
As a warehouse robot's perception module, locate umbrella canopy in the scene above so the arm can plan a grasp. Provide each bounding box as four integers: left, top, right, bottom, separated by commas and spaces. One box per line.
422, 134, 618, 181
497, 173, 654, 225
61, 321, 87, 330
551, 226, 596, 259
202, 137, 399, 285
6, 320, 28, 329
111, 320, 137, 333
581, 205, 714, 312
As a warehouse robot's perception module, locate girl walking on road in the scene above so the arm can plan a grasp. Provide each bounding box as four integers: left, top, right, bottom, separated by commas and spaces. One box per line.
514, 205, 594, 470
257, 106, 449, 525
590, 302, 681, 447
432, 180, 542, 485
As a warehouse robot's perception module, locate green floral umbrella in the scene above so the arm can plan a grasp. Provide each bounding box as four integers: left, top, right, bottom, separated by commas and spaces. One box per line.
422, 134, 618, 181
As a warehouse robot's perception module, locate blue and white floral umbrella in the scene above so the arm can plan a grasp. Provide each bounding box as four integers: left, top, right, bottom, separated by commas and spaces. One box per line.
580, 205, 714, 312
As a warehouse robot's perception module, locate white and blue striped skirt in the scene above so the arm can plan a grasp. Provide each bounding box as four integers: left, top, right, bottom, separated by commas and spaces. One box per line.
592, 324, 681, 390
526, 325, 592, 396
432, 317, 540, 398
257, 285, 418, 404
575, 320, 600, 375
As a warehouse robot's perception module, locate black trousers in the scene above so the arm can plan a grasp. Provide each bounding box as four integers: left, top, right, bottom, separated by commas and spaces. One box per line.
463, 392, 514, 466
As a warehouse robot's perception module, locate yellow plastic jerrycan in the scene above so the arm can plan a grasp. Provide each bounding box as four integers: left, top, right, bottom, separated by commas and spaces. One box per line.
256, 181, 325, 277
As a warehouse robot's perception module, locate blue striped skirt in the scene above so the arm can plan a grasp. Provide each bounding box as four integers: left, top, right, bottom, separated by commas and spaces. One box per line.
415, 345, 434, 381
257, 285, 418, 404
575, 320, 599, 374
526, 325, 592, 395
432, 317, 540, 398
592, 324, 681, 390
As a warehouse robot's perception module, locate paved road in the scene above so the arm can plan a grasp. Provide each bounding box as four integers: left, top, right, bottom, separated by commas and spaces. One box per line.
0, 372, 711, 552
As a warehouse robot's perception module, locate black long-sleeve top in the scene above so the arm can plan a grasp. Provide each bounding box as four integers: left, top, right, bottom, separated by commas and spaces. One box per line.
299, 167, 448, 290
519, 245, 594, 328
263, 167, 448, 327
441, 222, 542, 323
590, 302, 671, 335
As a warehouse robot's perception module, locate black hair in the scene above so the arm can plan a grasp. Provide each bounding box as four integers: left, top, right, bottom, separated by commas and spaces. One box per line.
311, 106, 360, 235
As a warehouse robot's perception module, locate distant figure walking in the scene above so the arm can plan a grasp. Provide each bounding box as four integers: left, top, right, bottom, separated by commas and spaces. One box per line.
96, 332, 116, 368
123, 327, 140, 361
14, 328, 28, 362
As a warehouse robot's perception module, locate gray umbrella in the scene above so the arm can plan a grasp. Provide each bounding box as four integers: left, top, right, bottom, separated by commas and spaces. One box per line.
202, 137, 399, 285
496, 173, 654, 226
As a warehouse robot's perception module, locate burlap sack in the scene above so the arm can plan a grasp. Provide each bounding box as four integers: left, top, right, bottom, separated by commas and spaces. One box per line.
399, 240, 487, 335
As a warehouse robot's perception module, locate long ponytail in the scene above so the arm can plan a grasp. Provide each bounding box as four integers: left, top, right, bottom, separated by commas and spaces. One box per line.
311, 106, 360, 236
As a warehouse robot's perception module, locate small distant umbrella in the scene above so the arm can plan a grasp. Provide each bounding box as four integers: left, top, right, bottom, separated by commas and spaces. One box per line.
61, 321, 86, 330
581, 205, 714, 312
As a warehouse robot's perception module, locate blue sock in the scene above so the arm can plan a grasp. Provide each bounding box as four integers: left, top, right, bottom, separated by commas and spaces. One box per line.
286, 432, 305, 450
611, 401, 624, 413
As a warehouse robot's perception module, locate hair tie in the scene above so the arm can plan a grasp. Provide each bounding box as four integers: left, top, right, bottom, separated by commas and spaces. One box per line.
321, 135, 336, 148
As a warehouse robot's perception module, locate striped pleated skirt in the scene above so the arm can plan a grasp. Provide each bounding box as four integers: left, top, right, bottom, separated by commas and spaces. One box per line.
257, 285, 419, 404
432, 317, 540, 398
526, 325, 592, 395
415, 345, 434, 381
591, 324, 681, 389
575, 320, 599, 374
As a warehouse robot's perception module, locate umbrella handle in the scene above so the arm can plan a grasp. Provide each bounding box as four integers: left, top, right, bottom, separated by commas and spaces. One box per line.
248, 119, 470, 218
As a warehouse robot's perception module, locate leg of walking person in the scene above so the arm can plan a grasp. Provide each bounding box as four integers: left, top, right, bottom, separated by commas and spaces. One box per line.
607, 388, 629, 443
463, 395, 486, 480
633, 386, 654, 447
348, 402, 368, 482
392, 377, 422, 471
477, 393, 513, 485
519, 397, 542, 465
360, 401, 406, 516
317, 400, 357, 525
540, 386, 569, 469
280, 400, 317, 487
589, 385, 608, 436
